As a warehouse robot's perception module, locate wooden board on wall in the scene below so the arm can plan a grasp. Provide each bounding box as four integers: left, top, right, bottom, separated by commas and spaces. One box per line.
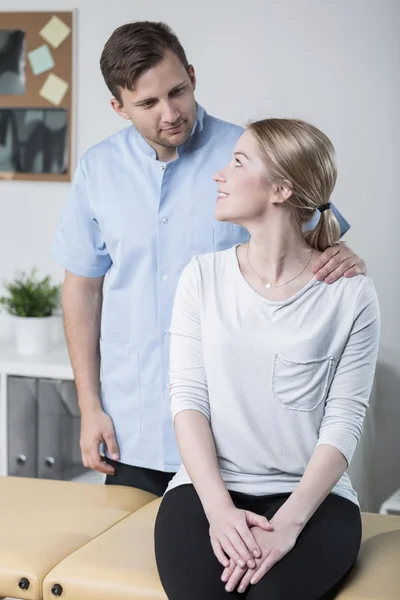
0, 11, 73, 182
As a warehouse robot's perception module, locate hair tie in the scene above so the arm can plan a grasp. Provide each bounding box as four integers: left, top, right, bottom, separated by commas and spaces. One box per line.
318, 202, 331, 213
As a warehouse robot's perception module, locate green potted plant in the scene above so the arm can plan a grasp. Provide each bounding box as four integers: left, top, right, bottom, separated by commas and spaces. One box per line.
0, 268, 61, 355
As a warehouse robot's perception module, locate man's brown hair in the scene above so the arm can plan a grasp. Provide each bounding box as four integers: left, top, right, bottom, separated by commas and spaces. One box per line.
100, 21, 190, 104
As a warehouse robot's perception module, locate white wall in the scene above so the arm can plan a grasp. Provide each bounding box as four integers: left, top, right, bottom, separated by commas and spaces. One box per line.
0, 0, 399, 510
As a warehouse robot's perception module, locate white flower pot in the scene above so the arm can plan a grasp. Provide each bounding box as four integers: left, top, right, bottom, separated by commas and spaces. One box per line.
0, 309, 14, 342
15, 316, 53, 355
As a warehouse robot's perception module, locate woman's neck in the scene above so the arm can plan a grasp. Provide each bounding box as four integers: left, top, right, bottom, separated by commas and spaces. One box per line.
245, 216, 312, 285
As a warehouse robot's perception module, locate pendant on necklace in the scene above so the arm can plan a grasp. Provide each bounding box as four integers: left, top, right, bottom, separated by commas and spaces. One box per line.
265, 283, 271, 289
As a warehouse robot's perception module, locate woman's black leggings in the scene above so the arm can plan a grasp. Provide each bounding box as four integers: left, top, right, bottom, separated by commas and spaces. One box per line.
155, 485, 362, 600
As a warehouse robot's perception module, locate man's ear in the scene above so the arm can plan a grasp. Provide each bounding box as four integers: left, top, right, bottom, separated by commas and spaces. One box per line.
110, 97, 130, 121
188, 64, 196, 91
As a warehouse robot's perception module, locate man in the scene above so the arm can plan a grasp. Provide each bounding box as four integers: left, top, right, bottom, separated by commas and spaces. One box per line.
52, 21, 365, 497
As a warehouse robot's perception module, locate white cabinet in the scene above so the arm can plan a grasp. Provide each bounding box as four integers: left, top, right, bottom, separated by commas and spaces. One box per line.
0, 340, 76, 478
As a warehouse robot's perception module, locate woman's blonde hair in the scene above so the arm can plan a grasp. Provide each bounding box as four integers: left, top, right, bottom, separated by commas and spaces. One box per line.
248, 118, 340, 252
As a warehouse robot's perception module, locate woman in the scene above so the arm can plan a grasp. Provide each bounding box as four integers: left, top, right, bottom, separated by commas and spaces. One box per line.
155, 118, 380, 599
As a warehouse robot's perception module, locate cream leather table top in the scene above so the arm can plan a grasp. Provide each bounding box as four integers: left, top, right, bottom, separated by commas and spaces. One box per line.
336, 512, 400, 599
0, 476, 156, 600
44, 499, 400, 600
44, 499, 166, 600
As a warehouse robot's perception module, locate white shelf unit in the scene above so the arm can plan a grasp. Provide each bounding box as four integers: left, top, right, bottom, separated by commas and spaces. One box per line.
0, 340, 73, 477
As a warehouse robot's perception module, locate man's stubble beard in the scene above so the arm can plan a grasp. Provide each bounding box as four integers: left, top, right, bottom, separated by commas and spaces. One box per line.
155, 120, 195, 150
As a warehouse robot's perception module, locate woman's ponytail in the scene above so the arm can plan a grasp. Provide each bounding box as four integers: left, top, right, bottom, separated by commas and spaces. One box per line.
305, 204, 340, 252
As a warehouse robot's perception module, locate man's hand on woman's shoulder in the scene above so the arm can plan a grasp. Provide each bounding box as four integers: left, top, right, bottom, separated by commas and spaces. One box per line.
313, 243, 366, 284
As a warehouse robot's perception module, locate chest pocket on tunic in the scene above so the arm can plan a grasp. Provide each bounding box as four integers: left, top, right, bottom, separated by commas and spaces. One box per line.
272, 354, 335, 412
100, 340, 141, 432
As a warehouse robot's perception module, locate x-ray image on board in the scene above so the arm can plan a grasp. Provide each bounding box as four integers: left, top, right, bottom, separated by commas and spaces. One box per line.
0, 30, 26, 95
0, 108, 68, 174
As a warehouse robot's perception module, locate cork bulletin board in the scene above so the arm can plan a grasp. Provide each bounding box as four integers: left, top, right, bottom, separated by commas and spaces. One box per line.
0, 12, 73, 181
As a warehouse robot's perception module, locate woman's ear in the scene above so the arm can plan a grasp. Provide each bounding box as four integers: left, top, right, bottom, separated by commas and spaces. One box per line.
272, 180, 293, 204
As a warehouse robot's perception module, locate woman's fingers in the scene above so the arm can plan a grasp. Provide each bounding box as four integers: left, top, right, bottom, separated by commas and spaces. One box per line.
236, 522, 262, 563
210, 538, 229, 568
250, 550, 278, 585
225, 563, 254, 594
221, 558, 236, 583
228, 529, 258, 567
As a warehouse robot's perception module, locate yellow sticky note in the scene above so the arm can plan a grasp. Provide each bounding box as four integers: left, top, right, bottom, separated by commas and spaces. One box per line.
39, 73, 69, 106
40, 15, 71, 49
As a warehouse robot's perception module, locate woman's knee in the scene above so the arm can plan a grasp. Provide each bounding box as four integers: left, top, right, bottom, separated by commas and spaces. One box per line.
155, 485, 228, 599
246, 495, 361, 600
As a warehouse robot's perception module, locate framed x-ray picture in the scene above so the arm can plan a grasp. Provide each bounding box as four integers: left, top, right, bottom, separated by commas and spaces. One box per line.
0, 12, 73, 181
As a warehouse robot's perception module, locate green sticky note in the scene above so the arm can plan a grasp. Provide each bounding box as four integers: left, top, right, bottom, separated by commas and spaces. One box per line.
28, 44, 55, 76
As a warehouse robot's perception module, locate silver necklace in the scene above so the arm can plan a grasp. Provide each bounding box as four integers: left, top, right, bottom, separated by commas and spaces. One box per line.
246, 244, 313, 289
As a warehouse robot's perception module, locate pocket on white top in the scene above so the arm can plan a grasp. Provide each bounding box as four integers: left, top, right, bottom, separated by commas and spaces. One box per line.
272, 354, 334, 412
